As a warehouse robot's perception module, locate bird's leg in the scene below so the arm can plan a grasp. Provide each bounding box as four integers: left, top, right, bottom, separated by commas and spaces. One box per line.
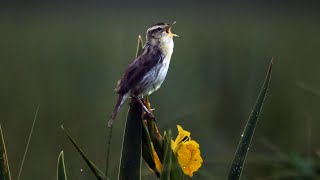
144, 95, 157, 121
135, 97, 154, 119
145, 95, 151, 111
144, 95, 155, 120
145, 95, 155, 112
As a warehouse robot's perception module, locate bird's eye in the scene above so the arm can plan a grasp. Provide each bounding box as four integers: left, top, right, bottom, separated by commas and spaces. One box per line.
157, 27, 162, 32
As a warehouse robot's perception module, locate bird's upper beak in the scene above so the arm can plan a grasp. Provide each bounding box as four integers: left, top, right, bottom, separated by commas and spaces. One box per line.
166, 21, 179, 37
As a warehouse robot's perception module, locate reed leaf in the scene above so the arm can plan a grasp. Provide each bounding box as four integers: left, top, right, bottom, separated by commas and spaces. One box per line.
18, 104, 40, 180
141, 120, 160, 177
160, 131, 172, 180
0, 124, 11, 180
57, 151, 67, 180
170, 152, 184, 180
147, 119, 164, 163
61, 125, 108, 180
227, 59, 274, 180
118, 100, 142, 180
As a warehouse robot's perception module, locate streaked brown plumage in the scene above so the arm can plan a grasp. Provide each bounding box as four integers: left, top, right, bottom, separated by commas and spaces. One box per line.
108, 22, 178, 127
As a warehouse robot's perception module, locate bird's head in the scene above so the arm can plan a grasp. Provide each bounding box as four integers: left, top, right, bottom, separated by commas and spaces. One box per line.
146, 22, 178, 46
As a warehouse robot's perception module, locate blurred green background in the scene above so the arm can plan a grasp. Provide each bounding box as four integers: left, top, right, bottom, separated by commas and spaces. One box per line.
1, 1, 320, 179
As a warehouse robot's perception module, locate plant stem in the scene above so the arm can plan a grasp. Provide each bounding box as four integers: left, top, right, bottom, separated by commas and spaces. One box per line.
18, 104, 40, 180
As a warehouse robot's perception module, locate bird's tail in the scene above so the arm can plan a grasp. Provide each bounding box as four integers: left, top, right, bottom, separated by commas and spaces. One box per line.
108, 94, 127, 127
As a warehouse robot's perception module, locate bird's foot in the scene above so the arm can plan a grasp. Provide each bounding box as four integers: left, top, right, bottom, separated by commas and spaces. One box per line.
145, 111, 155, 119
136, 96, 155, 120
141, 102, 155, 119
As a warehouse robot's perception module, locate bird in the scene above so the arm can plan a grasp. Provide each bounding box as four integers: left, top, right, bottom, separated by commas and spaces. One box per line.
108, 22, 178, 127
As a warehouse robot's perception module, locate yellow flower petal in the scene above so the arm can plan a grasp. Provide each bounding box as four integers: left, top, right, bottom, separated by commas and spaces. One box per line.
186, 140, 199, 150
176, 143, 191, 167
151, 145, 162, 172
172, 125, 191, 153
171, 125, 203, 177
177, 125, 191, 137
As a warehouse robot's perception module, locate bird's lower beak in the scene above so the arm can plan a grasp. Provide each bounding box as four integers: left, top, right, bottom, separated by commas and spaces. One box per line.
166, 21, 179, 37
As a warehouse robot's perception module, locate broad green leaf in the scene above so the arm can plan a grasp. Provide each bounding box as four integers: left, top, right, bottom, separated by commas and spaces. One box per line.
61, 126, 108, 180
119, 100, 143, 180
57, 151, 67, 180
227, 59, 274, 180
160, 130, 172, 180
0, 124, 11, 180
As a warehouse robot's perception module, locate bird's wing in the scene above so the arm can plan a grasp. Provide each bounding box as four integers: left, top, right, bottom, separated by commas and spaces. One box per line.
116, 44, 164, 95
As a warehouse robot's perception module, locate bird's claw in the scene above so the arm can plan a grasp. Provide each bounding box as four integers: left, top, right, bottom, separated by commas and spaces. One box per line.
146, 108, 155, 117
146, 111, 155, 119
142, 105, 155, 119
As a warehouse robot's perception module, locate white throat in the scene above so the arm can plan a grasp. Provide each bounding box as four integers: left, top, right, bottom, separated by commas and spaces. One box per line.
159, 37, 174, 59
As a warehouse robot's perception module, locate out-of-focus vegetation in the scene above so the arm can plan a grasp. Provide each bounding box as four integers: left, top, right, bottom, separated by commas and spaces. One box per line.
0, 2, 320, 179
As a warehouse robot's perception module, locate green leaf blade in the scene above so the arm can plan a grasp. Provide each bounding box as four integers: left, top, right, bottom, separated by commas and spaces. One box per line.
0, 124, 11, 180
147, 120, 164, 163
119, 100, 143, 180
160, 130, 172, 180
170, 153, 184, 180
141, 120, 160, 177
57, 151, 67, 180
61, 126, 108, 180
227, 59, 274, 180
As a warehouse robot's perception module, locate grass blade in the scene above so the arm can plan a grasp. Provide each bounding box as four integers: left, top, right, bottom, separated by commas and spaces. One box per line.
57, 151, 67, 180
160, 130, 172, 180
227, 59, 274, 180
146, 119, 164, 163
135, 35, 144, 58
118, 100, 142, 180
0, 124, 11, 180
160, 131, 172, 180
18, 104, 40, 180
61, 126, 108, 180
141, 120, 160, 177
105, 125, 112, 176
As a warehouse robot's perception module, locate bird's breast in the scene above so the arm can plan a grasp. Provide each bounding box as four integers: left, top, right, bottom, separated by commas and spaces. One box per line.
152, 57, 170, 90
138, 40, 174, 96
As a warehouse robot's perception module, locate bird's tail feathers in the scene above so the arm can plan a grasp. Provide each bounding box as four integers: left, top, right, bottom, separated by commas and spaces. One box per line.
108, 94, 128, 127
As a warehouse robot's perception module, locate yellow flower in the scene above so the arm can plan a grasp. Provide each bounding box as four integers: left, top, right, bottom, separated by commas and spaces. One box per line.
171, 125, 203, 177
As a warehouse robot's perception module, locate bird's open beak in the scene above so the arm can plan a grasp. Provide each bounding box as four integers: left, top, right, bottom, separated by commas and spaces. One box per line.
166, 21, 179, 37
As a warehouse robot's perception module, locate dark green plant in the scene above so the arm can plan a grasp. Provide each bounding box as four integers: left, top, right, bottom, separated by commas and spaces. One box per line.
118, 100, 143, 179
